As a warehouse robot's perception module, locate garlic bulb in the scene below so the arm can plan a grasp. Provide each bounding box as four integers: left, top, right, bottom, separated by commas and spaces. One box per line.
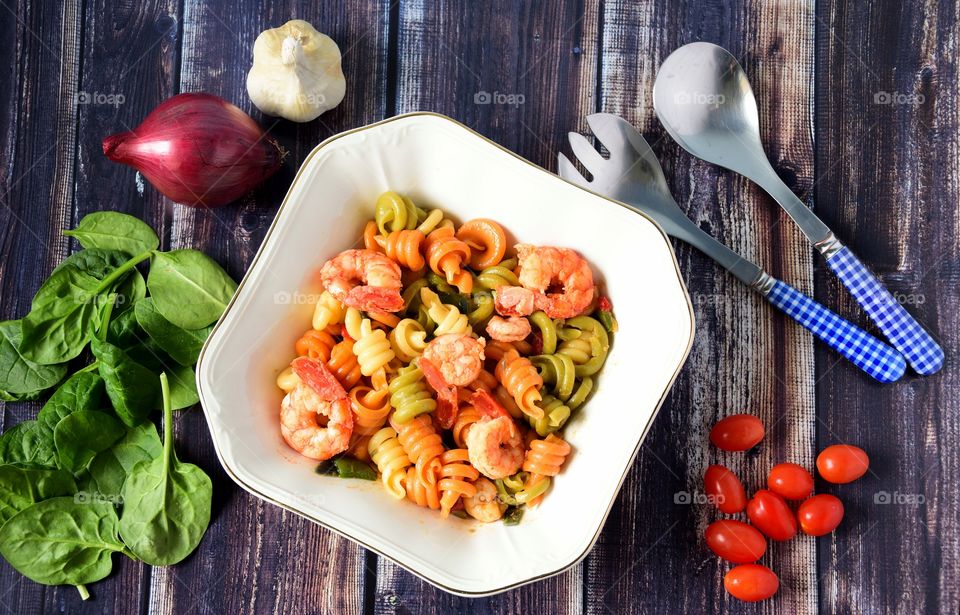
246, 20, 346, 123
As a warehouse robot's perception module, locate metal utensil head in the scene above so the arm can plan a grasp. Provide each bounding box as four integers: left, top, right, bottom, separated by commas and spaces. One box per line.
557, 114, 687, 231
652, 42, 772, 177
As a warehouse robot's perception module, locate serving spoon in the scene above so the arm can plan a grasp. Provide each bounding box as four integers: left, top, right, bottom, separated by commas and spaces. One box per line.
558, 114, 906, 383
653, 42, 943, 375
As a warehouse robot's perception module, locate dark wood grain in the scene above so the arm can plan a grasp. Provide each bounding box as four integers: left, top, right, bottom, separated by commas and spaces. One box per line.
814, 1, 960, 613
0, 0, 88, 612
0, 0, 958, 613
582, 1, 819, 613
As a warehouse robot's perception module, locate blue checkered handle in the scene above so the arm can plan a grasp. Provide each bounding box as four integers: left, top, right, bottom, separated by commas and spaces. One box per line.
765, 279, 906, 383
826, 247, 944, 375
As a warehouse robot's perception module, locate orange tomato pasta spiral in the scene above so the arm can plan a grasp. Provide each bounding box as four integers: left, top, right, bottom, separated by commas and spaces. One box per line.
327, 339, 363, 389
467, 369, 498, 392
390, 413, 445, 482
484, 340, 520, 362
368, 310, 401, 329
522, 434, 571, 506
438, 449, 479, 517
456, 219, 507, 269
369, 427, 411, 499
295, 329, 336, 361
452, 405, 483, 448
403, 463, 441, 510
495, 348, 544, 419
363, 220, 382, 252
350, 385, 392, 436
425, 226, 473, 293
376, 229, 427, 271
494, 386, 523, 419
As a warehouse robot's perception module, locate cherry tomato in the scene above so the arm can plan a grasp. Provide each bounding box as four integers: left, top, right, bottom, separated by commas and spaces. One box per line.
746, 489, 797, 541
704, 520, 767, 564
767, 462, 814, 500
704, 465, 747, 513
798, 494, 844, 536
710, 414, 764, 451
724, 564, 779, 602
817, 444, 870, 484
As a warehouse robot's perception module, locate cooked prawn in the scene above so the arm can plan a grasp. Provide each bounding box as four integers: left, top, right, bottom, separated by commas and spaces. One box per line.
485, 315, 531, 342
280, 357, 354, 461
465, 415, 524, 479
418, 357, 458, 429
422, 333, 485, 386
493, 286, 537, 317
464, 477, 506, 522
319, 249, 404, 313
499, 244, 595, 319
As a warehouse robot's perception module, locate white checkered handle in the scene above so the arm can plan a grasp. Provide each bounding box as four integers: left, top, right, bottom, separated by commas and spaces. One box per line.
765, 278, 907, 383
826, 247, 944, 375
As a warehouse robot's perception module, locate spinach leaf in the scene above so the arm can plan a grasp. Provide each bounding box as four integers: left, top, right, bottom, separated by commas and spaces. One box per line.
53, 412, 125, 474
107, 308, 142, 350
112, 269, 146, 315
0, 422, 57, 468
119, 373, 211, 565
134, 298, 212, 366
148, 250, 237, 330
90, 339, 159, 427
0, 389, 43, 402
87, 422, 162, 498
0, 465, 77, 525
0, 321, 67, 397
36, 371, 104, 435
0, 497, 128, 586
63, 212, 159, 256
20, 249, 152, 365
19, 266, 103, 365
47, 249, 130, 281
164, 364, 199, 410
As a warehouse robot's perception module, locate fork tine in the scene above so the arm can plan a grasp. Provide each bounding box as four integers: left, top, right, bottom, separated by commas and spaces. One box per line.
585, 113, 631, 156
557, 153, 590, 187
567, 132, 606, 177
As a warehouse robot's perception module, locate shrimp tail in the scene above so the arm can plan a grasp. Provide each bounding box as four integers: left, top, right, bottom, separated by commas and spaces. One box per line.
345, 286, 405, 312
419, 357, 458, 429
471, 389, 511, 420
291, 357, 347, 400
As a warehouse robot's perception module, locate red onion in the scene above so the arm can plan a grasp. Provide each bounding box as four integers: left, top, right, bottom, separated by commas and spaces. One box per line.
103, 93, 284, 208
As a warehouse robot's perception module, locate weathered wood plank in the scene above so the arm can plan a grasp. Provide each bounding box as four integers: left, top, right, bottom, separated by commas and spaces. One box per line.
373, 1, 598, 612
0, 0, 87, 612
584, 1, 818, 613
146, 2, 391, 614
814, 1, 960, 613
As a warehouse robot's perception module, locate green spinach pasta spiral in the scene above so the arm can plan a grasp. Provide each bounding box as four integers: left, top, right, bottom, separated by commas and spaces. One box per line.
475, 258, 519, 290
375, 191, 424, 234
388, 363, 436, 423
558, 316, 610, 377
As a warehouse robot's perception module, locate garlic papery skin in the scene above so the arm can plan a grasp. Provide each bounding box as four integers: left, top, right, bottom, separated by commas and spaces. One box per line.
246, 20, 346, 123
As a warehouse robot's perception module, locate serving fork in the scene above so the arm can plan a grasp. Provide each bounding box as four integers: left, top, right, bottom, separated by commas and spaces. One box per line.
558, 113, 906, 383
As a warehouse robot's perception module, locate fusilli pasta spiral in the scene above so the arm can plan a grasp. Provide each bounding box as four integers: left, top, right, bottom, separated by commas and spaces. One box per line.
369, 427, 412, 499
388, 363, 436, 423
495, 348, 543, 418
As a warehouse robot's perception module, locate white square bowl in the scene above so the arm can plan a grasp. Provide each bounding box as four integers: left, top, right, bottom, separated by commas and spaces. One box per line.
196, 112, 695, 596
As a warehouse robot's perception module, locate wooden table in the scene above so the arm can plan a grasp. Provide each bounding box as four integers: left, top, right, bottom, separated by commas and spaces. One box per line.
1, 1, 956, 613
